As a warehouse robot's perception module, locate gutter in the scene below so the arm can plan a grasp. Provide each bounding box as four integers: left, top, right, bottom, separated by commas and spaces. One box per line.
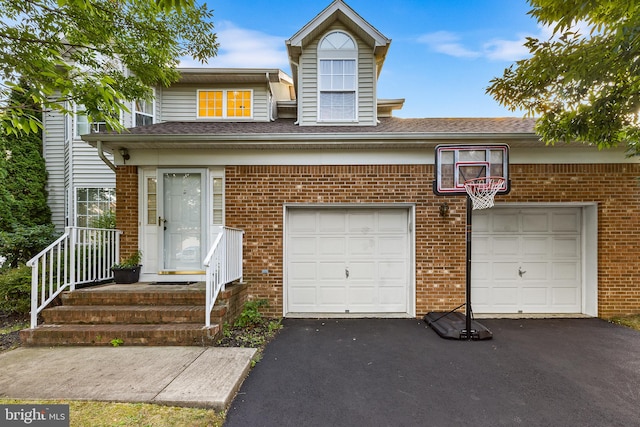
97, 140, 117, 172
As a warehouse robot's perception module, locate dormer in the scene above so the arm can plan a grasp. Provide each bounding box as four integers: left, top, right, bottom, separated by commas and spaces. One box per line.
286, 0, 392, 126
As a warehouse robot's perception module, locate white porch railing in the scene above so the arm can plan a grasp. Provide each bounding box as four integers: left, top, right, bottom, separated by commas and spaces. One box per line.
203, 227, 244, 327
26, 226, 122, 328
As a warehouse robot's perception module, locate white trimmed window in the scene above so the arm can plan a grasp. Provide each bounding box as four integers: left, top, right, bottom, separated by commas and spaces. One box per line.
134, 92, 155, 127
318, 31, 357, 122
74, 105, 117, 137
197, 89, 253, 119
76, 187, 116, 227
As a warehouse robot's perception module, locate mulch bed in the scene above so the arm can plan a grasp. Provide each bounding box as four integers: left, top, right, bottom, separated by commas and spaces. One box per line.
0, 312, 29, 353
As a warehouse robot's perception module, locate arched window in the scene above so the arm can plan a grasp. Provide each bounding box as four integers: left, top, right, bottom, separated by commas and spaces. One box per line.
318, 31, 357, 121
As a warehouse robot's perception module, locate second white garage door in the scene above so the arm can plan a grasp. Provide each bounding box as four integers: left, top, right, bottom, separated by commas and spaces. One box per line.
472, 207, 582, 314
286, 208, 410, 315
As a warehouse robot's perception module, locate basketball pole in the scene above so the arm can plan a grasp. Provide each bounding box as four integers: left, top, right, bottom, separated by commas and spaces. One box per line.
463, 194, 473, 339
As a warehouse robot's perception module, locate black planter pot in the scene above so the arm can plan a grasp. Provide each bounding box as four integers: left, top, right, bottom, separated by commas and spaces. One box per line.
111, 265, 142, 284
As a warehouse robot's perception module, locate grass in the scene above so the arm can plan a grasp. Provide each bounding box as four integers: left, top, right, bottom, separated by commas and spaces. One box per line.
0, 320, 28, 335
0, 400, 225, 427
609, 314, 640, 331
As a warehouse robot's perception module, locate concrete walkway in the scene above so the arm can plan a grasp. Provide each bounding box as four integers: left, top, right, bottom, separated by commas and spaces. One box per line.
0, 346, 256, 410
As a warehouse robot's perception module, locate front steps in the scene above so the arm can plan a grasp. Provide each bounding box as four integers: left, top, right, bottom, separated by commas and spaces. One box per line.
20, 282, 248, 347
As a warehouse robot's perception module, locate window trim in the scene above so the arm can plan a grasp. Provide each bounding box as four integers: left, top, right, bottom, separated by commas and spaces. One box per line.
74, 187, 116, 228
133, 89, 156, 127
73, 105, 120, 138
317, 30, 358, 123
196, 89, 254, 120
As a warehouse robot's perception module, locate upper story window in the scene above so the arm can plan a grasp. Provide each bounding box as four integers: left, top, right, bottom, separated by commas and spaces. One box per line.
134, 92, 155, 127
197, 90, 253, 119
318, 31, 357, 122
74, 105, 118, 137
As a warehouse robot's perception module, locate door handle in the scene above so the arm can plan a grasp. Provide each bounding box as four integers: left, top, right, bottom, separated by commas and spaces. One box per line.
158, 216, 167, 226
345, 267, 349, 279
518, 267, 526, 277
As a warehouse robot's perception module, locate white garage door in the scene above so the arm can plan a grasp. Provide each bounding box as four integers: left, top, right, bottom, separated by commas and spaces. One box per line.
286, 208, 410, 314
472, 207, 582, 314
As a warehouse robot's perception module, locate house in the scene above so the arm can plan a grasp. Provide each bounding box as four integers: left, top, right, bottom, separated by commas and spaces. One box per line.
76, 0, 639, 319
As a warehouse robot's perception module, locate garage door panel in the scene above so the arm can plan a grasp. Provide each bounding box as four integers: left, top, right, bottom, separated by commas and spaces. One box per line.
349, 262, 376, 279
552, 237, 580, 258
493, 262, 519, 280
471, 262, 490, 280
319, 211, 346, 233
287, 208, 410, 314
492, 213, 519, 232
472, 236, 490, 258
289, 262, 317, 280
521, 286, 548, 306
379, 261, 407, 280
522, 212, 548, 232
319, 237, 346, 256
523, 237, 548, 257
552, 287, 579, 306
520, 262, 548, 280
347, 211, 375, 233
552, 212, 580, 232
492, 287, 519, 306
318, 262, 347, 280
290, 237, 317, 256
348, 237, 376, 256
378, 210, 409, 232
494, 238, 520, 256
472, 207, 582, 314
553, 262, 579, 280
379, 236, 407, 256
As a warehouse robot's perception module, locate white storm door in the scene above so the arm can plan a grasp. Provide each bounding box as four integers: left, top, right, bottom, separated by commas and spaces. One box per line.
472, 207, 582, 313
286, 208, 409, 314
158, 169, 206, 272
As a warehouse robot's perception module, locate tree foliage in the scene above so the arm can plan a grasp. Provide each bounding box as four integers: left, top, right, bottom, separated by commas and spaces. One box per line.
487, 0, 640, 155
0, 0, 218, 135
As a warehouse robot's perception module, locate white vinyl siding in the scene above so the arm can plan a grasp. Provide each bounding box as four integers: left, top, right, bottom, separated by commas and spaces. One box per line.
161, 84, 271, 122
42, 109, 68, 231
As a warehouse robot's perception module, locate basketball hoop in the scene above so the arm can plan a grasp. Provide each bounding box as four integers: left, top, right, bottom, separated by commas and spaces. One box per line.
464, 177, 505, 210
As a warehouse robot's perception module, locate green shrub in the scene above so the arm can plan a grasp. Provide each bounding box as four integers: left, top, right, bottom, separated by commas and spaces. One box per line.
0, 265, 32, 315
0, 224, 59, 268
234, 299, 268, 328
90, 210, 116, 229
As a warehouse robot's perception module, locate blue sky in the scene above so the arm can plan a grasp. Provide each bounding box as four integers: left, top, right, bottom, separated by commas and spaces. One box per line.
189, 0, 546, 118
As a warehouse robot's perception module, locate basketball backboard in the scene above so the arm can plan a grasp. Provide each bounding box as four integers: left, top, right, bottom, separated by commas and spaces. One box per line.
433, 144, 510, 196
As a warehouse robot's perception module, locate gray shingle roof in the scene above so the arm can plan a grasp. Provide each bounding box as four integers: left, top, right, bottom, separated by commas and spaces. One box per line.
119, 117, 536, 136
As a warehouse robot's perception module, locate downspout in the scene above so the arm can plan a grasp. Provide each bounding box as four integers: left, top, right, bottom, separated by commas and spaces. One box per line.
97, 140, 117, 172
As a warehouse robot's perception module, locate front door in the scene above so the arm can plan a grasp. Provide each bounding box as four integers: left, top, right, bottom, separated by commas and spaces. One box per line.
158, 169, 206, 273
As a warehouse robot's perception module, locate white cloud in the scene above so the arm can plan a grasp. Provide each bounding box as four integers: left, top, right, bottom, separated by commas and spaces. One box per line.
417, 31, 480, 59
483, 37, 530, 61
180, 21, 289, 69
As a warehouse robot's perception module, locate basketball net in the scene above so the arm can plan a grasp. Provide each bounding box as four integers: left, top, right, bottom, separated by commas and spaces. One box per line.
464, 177, 505, 210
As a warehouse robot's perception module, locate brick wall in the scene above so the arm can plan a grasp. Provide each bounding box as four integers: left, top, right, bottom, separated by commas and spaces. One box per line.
115, 166, 138, 261
225, 164, 640, 318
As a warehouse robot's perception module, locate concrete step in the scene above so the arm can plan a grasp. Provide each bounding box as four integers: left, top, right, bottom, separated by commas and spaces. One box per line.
20, 323, 221, 346
41, 305, 229, 325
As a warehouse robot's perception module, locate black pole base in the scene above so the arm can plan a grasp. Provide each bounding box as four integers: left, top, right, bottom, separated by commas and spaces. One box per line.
424, 311, 493, 340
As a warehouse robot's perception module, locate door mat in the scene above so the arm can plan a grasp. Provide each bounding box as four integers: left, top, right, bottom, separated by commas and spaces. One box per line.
149, 281, 198, 286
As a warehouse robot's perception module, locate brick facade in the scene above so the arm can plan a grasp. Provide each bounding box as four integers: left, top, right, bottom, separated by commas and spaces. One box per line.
115, 165, 139, 261
224, 164, 640, 318
115, 163, 640, 318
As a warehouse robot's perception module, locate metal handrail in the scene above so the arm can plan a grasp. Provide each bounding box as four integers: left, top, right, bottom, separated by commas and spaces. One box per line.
203, 226, 244, 327
26, 226, 122, 328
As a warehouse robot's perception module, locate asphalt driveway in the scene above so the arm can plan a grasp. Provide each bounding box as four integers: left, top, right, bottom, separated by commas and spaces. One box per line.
225, 318, 640, 427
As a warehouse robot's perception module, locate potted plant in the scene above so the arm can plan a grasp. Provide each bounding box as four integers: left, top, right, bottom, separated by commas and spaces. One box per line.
111, 250, 142, 284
